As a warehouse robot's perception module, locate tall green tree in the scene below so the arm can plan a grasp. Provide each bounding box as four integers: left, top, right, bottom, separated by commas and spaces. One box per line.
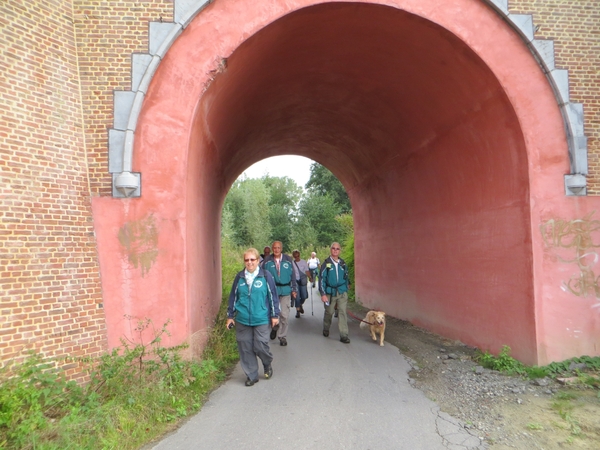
296, 191, 342, 247
305, 163, 352, 214
222, 178, 272, 247
262, 175, 302, 249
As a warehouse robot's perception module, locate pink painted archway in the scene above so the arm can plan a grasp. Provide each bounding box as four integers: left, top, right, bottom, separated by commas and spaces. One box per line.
93, 0, 600, 365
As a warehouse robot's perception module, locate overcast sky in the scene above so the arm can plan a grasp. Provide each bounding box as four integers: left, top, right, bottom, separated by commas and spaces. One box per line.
238, 155, 314, 188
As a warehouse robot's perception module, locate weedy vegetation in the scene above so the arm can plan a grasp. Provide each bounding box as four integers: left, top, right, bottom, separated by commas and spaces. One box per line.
475, 345, 600, 382
0, 246, 242, 450
0, 311, 238, 450
475, 345, 600, 442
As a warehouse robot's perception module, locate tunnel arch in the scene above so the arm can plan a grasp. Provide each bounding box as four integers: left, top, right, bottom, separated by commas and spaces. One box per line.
109, 0, 586, 198
195, 1, 536, 361
93, 0, 589, 365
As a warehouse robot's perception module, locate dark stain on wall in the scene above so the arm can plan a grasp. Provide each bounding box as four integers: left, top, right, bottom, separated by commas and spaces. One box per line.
118, 214, 159, 276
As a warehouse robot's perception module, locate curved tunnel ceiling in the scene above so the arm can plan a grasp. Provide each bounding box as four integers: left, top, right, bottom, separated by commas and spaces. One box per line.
201, 2, 522, 192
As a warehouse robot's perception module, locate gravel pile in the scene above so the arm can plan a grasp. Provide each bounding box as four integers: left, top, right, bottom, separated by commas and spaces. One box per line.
348, 308, 569, 449
407, 347, 560, 445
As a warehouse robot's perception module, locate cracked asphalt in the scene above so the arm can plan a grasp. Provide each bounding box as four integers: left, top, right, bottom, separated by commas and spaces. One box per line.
150, 288, 486, 450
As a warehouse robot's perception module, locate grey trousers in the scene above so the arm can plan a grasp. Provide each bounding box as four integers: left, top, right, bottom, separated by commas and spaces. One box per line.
323, 292, 349, 338
236, 323, 273, 381
277, 295, 291, 339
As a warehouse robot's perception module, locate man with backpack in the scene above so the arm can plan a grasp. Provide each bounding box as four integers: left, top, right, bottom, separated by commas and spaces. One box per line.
307, 252, 320, 288
262, 241, 297, 346
319, 242, 351, 344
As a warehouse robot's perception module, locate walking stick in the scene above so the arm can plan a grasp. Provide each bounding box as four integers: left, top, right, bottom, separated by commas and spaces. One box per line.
310, 283, 314, 316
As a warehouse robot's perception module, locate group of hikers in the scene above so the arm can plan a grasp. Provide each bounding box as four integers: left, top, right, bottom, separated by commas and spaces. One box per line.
225, 241, 351, 386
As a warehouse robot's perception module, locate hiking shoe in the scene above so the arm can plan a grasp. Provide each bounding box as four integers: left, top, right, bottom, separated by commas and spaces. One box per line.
270, 325, 279, 340
299, 306, 304, 314
264, 365, 273, 379
323, 330, 329, 337
340, 336, 350, 344
279, 337, 287, 346
295, 311, 301, 318
245, 377, 259, 387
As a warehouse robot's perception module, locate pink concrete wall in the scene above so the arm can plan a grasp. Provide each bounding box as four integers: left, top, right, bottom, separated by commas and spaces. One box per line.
92, 0, 600, 364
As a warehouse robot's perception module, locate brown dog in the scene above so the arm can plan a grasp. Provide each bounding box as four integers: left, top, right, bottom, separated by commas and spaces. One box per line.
360, 310, 386, 346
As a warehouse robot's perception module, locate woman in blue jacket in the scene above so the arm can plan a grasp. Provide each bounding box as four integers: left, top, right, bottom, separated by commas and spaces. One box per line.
226, 248, 280, 386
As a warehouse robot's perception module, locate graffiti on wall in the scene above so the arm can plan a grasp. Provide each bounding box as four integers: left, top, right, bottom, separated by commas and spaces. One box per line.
541, 211, 600, 307
118, 214, 159, 277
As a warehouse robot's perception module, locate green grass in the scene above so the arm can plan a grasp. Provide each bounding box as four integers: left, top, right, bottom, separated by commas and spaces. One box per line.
474, 345, 600, 382
476, 346, 599, 442
0, 312, 238, 450
552, 392, 583, 436
0, 245, 241, 450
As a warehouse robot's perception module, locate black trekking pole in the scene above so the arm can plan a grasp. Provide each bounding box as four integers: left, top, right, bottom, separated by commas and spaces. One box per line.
310, 283, 314, 316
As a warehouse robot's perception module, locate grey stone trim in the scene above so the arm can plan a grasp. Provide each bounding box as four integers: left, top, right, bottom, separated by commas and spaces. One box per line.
487, 0, 508, 15
108, 129, 125, 173
131, 54, 153, 92
532, 40, 555, 71
109, 1, 211, 197
109, 0, 588, 197
175, 0, 212, 27
509, 14, 535, 41
138, 55, 162, 95
484, 1, 588, 195
112, 172, 142, 198
149, 22, 183, 56
565, 174, 586, 196
113, 91, 135, 132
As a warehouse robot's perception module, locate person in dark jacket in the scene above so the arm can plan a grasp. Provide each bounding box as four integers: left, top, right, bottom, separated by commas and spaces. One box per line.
261, 241, 297, 346
319, 242, 351, 343
292, 249, 310, 318
227, 248, 280, 386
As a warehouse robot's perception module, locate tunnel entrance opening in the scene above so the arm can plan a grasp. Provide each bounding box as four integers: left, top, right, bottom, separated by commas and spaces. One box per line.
199, 2, 534, 361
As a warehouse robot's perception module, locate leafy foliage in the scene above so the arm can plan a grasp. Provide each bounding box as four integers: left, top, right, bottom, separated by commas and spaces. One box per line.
476, 345, 528, 375
262, 175, 302, 249
223, 178, 272, 247
341, 230, 355, 299
305, 163, 352, 214
475, 346, 600, 386
0, 310, 238, 449
296, 191, 343, 248
223, 165, 353, 251
0, 353, 86, 449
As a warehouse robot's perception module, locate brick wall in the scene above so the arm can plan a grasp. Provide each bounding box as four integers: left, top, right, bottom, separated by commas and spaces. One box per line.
1, 0, 598, 378
511, 0, 600, 194
73, 0, 174, 197
0, 0, 106, 381
73, 0, 600, 195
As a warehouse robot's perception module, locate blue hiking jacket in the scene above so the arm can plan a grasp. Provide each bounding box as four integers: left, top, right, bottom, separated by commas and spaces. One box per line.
261, 254, 297, 297
227, 268, 280, 326
318, 256, 349, 296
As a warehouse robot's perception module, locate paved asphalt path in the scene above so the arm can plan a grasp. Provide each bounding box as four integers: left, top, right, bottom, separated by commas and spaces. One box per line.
151, 286, 485, 450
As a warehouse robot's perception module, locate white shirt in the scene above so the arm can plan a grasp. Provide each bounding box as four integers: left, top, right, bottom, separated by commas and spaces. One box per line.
244, 267, 259, 292
331, 259, 339, 283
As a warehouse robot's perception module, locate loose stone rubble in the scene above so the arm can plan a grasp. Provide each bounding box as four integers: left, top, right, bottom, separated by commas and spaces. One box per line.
349, 306, 599, 449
